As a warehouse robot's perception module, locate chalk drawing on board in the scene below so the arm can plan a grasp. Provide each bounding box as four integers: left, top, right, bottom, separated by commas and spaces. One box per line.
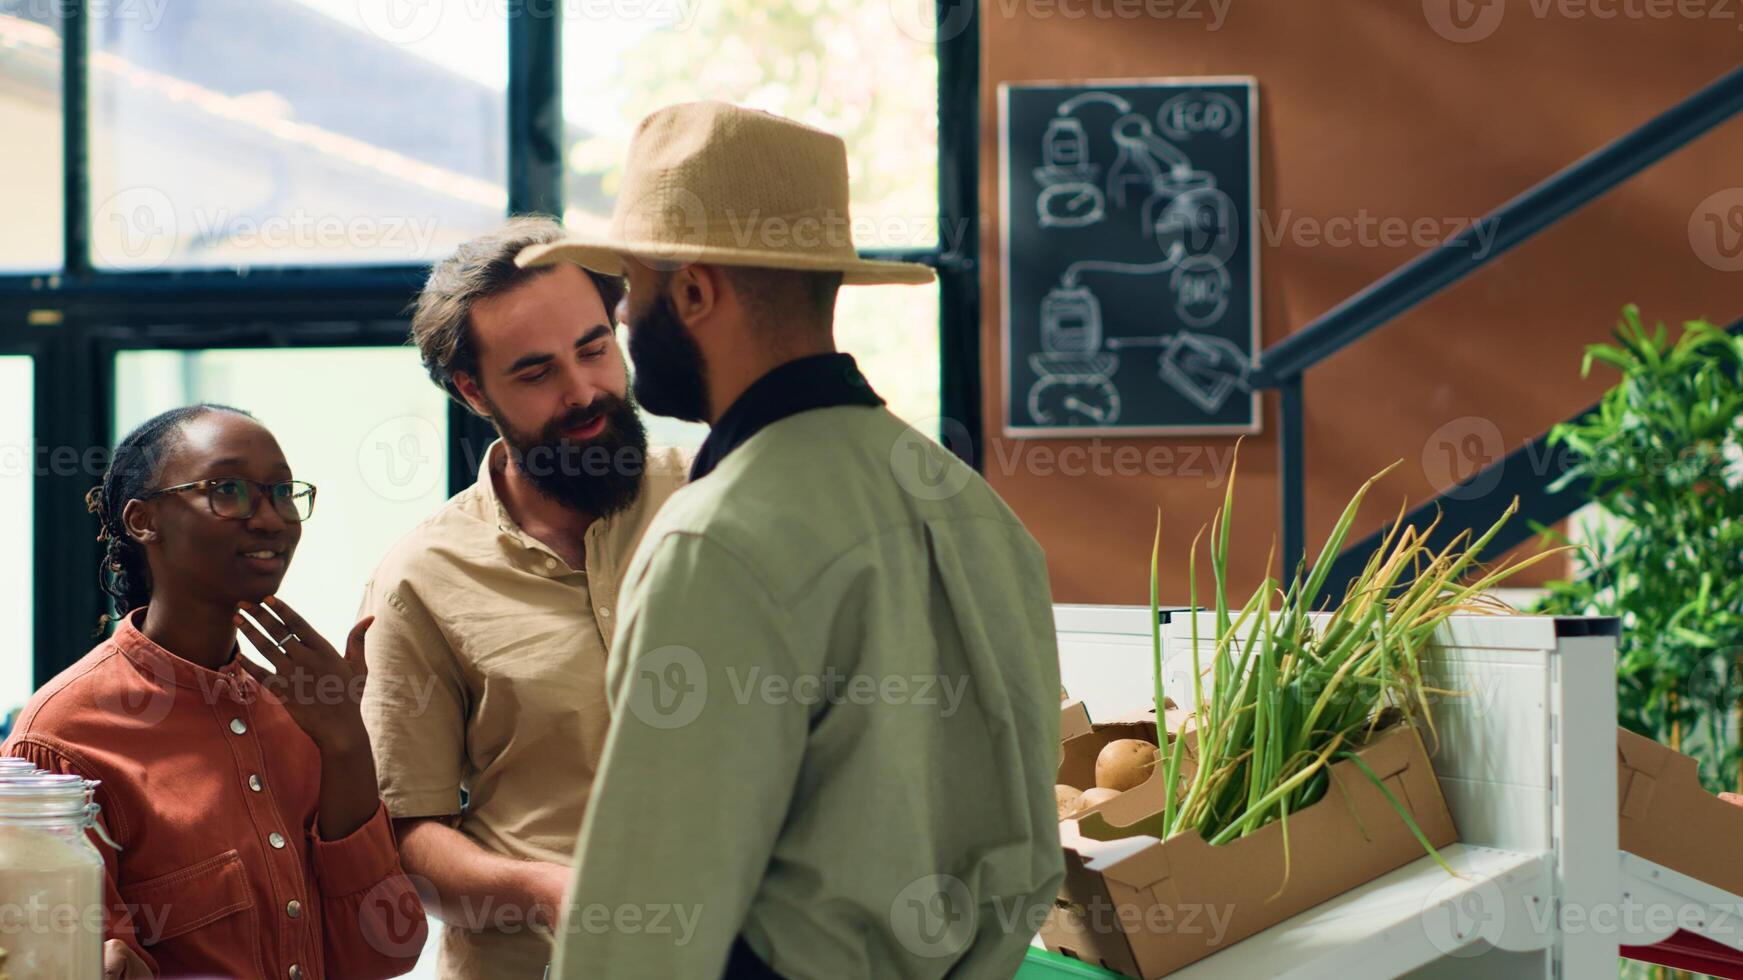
1148, 183, 1239, 265
1025, 253, 1187, 425
1107, 331, 1252, 414
1107, 114, 1193, 211
1057, 90, 1133, 117
1037, 182, 1104, 229
1027, 281, 1123, 426
1157, 90, 1244, 141
1000, 77, 1261, 436
1027, 353, 1122, 427
1170, 254, 1232, 327
1040, 282, 1104, 352
1034, 95, 1126, 228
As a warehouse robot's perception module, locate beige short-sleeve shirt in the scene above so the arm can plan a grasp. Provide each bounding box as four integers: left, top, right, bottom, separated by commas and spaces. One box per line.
359, 439, 686, 978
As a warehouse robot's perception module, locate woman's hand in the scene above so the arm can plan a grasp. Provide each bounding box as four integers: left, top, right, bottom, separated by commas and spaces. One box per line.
236, 596, 383, 839
234, 596, 373, 755
103, 938, 150, 979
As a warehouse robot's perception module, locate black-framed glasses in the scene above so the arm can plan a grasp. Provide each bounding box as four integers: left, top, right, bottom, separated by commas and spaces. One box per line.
142, 479, 317, 522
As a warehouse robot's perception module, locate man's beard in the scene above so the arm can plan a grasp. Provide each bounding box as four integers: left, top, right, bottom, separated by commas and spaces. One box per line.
489, 391, 649, 518
626, 288, 711, 423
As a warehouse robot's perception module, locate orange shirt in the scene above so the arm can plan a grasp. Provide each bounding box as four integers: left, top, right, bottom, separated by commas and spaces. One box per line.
4, 608, 428, 979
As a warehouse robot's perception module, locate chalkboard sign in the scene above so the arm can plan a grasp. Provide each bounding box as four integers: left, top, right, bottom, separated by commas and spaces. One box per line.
999, 78, 1260, 437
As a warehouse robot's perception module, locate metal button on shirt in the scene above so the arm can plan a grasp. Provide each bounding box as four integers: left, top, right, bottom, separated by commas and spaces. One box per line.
287, 899, 302, 918
288, 966, 302, 980
21, 608, 423, 978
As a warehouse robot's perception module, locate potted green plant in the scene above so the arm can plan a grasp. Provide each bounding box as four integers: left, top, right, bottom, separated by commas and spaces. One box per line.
1537, 306, 1743, 794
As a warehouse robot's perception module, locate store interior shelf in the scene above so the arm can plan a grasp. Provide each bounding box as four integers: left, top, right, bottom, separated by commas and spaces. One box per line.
1021, 845, 1550, 979
1049, 608, 1624, 979
1164, 844, 1550, 979
1617, 851, 1743, 979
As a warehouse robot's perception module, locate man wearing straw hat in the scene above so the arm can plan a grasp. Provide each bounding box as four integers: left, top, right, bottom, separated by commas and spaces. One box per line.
518, 102, 1064, 979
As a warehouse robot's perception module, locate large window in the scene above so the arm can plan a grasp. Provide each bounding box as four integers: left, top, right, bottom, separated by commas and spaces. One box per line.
0, 0, 968, 702
561, 0, 938, 242
88, 0, 508, 269
0, 356, 32, 719
562, 0, 944, 433
0, 3, 63, 270
114, 347, 449, 647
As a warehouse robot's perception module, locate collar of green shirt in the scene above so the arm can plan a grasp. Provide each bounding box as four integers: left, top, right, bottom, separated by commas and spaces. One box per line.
689, 352, 884, 481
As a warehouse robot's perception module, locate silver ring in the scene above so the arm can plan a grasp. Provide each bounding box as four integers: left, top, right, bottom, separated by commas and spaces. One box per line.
284, 633, 302, 645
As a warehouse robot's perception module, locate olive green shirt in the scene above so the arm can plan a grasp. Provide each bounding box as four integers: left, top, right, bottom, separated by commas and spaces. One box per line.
552, 400, 1064, 979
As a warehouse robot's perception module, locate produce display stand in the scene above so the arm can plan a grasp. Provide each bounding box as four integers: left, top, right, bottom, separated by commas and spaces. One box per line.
1042, 605, 1657, 979
1611, 722, 1743, 978
1616, 855, 1743, 979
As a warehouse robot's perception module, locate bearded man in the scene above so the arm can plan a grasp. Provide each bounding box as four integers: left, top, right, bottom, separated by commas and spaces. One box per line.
357, 217, 686, 979
523, 104, 1064, 980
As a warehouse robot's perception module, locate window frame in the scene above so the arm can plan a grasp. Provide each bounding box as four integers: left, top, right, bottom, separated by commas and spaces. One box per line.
0, 0, 978, 684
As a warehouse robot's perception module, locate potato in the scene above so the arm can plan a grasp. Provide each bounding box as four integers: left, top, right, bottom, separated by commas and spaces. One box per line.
1095, 739, 1159, 792
1055, 784, 1083, 820
1065, 786, 1122, 817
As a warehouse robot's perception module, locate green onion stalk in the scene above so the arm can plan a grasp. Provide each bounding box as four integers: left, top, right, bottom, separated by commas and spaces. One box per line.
1146, 452, 1566, 861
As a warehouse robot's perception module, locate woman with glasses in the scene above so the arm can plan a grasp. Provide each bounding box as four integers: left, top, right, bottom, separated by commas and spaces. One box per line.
3, 404, 427, 980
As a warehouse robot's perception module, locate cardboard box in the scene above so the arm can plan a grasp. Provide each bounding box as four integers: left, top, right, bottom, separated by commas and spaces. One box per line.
1056, 703, 1194, 824
1061, 700, 1094, 742
1041, 721, 1458, 978
1617, 726, 1743, 894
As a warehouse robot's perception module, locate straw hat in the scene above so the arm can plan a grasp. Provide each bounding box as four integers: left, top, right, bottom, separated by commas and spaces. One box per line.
516, 102, 935, 286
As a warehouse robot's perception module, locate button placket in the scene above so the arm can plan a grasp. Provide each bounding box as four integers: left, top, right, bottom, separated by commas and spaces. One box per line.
224, 701, 304, 979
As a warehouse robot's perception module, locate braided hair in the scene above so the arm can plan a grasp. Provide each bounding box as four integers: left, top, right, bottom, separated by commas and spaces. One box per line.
86, 403, 255, 632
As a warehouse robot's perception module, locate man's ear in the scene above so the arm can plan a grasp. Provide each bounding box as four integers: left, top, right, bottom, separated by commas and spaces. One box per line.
667, 264, 722, 330
452, 372, 492, 419
120, 498, 158, 546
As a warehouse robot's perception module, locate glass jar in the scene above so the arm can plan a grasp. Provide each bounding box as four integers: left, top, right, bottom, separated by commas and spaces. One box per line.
0, 761, 44, 789
0, 775, 106, 979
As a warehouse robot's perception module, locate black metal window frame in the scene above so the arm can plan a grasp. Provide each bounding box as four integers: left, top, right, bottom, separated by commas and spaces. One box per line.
0, 0, 981, 686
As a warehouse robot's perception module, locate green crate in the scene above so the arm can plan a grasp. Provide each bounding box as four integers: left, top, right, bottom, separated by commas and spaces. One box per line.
1017, 946, 1129, 979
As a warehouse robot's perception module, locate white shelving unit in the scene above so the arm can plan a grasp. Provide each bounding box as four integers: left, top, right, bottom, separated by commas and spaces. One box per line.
1615, 852, 1743, 972
1166, 844, 1553, 979
1047, 605, 1708, 979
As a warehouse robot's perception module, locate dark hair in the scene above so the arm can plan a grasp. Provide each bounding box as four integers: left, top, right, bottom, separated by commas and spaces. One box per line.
410, 215, 627, 411
86, 403, 254, 631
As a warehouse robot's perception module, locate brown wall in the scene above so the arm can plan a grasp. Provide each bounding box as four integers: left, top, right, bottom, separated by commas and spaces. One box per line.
980, 2, 1743, 606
